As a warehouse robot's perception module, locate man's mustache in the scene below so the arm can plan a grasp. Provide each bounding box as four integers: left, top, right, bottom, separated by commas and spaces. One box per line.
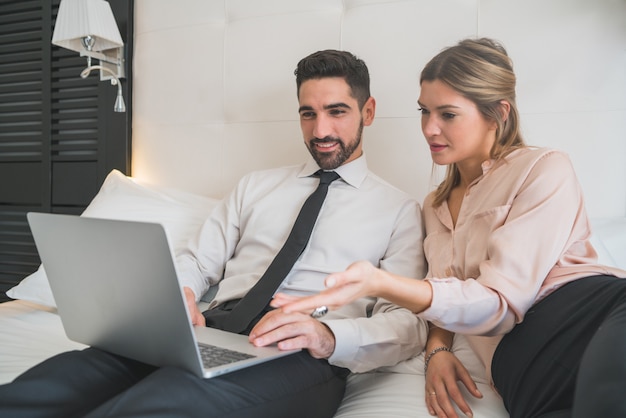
311, 137, 341, 144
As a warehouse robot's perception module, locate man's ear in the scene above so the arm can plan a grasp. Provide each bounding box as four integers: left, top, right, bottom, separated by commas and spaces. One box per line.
362, 96, 376, 126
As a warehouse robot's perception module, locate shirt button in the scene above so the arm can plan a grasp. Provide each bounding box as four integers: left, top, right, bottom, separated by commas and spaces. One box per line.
445, 267, 452, 276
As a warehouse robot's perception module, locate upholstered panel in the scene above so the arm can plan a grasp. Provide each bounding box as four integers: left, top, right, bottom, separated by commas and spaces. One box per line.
133, 0, 626, 218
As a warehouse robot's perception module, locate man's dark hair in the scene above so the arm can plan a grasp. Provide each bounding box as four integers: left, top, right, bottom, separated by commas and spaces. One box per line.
295, 50, 370, 109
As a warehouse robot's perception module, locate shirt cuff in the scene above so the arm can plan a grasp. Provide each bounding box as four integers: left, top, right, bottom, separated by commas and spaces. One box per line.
419, 278, 452, 321
323, 318, 360, 365
176, 257, 209, 302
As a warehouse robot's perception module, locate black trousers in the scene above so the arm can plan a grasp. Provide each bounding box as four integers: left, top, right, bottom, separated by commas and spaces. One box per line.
0, 347, 347, 418
492, 275, 626, 418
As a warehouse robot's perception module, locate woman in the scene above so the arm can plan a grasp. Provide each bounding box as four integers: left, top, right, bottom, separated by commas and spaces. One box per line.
272, 38, 626, 418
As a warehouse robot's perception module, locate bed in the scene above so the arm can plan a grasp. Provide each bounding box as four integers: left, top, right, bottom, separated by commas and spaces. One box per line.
2, 0, 626, 416
2, 170, 625, 417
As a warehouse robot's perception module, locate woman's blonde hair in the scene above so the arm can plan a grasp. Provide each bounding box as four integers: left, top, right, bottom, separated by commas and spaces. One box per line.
420, 38, 526, 207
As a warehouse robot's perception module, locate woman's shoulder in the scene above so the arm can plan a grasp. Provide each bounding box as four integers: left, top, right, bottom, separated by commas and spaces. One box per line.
503, 146, 574, 173
508, 146, 571, 163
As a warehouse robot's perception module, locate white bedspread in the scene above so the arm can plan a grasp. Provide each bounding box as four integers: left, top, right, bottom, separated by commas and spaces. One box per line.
0, 300, 84, 383
1, 171, 622, 417
0, 299, 509, 417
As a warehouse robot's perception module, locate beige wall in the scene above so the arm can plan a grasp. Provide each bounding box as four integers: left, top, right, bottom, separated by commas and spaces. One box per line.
132, 0, 626, 218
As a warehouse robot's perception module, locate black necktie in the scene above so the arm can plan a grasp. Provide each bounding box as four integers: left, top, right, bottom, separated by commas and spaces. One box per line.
223, 170, 340, 333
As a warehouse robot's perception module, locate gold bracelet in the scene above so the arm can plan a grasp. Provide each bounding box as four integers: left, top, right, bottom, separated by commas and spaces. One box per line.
424, 346, 451, 373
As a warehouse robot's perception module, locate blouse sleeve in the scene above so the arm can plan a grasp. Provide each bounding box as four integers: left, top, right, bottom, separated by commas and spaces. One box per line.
421, 150, 586, 335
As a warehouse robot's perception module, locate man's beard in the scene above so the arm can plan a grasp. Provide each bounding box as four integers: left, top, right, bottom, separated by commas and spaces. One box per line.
307, 122, 363, 170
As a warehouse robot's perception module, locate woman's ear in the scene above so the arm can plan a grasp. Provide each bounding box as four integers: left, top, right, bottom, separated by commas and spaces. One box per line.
499, 100, 511, 122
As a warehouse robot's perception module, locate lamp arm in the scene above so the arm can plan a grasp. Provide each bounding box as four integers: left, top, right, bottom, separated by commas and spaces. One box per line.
79, 49, 122, 67
81, 65, 121, 86
80, 65, 126, 113
78, 46, 125, 79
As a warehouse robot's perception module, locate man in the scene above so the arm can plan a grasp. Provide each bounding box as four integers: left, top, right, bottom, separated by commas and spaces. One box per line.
0, 50, 427, 418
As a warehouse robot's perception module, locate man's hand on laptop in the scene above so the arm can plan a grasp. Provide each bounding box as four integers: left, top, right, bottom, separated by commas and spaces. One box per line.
184, 287, 206, 326
248, 308, 336, 359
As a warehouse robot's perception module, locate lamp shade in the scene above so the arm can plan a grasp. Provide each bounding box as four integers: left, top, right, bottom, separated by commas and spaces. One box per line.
52, 0, 123, 53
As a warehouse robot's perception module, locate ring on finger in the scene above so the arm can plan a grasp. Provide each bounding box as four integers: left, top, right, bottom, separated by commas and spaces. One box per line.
311, 305, 329, 319
429, 391, 437, 396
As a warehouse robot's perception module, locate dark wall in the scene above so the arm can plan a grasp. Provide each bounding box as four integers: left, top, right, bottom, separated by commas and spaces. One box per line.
0, 0, 133, 302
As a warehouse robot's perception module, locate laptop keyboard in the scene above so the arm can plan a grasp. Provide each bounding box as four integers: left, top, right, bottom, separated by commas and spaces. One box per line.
198, 343, 256, 368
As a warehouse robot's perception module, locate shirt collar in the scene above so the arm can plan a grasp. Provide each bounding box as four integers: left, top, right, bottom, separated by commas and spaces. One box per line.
481, 148, 527, 177
481, 159, 495, 174
299, 154, 368, 188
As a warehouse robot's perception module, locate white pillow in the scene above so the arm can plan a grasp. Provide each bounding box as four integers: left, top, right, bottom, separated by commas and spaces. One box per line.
590, 217, 626, 270
7, 170, 218, 308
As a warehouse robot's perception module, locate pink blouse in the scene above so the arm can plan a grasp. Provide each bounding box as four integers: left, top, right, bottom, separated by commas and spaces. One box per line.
419, 147, 626, 379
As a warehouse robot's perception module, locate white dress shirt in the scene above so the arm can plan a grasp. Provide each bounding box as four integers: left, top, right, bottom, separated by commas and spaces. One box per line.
177, 154, 428, 372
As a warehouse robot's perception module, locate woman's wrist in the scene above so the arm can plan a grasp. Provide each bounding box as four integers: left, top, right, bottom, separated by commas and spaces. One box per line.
424, 345, 452, 373
376, 270, 433, 313
374, 267, 393, 297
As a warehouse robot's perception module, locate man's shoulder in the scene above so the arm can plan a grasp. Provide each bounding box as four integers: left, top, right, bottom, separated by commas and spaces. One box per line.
238, 164, 305, 184
363, 170, 418, 203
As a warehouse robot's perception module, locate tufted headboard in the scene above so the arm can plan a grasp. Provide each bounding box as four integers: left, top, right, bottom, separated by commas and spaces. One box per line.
131, 0, 626, 219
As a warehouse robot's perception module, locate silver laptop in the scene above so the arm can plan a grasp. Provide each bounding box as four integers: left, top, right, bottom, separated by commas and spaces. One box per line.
27, 212, 299, 379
